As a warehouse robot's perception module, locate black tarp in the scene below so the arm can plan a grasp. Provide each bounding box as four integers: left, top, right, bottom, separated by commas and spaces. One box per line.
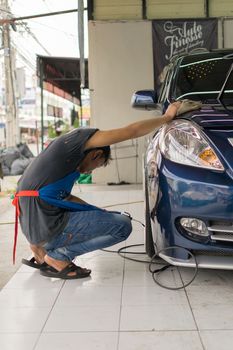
0, 143, 34, 176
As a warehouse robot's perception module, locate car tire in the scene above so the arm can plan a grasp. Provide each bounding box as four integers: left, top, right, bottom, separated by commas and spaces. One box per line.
145, 175, 155, 258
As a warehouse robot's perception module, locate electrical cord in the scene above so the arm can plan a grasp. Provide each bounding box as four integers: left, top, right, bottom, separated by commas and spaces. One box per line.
101, 209, 199, 290
149, 246, 198, 290
117, 244, 165, 265
102, 243, 165, 264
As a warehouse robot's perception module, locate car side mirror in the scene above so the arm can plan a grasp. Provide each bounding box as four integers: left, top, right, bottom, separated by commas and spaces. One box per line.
131, 90, 158, 110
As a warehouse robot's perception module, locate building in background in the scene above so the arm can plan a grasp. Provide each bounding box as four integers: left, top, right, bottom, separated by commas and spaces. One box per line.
0, 67, 90, 149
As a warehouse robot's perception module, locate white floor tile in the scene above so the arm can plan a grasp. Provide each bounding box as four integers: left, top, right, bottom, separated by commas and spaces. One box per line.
125, 230, 145, 245
127, 207, 144, 223
101, 241, 126, 252
186, 285, 233, 305
122, 285, 188, 306
0, 307, 50, 332
124, 259, 151, 271
78, 249, 117, 259
180, 268, 233, 286
0, 288, 60, 308
217, 270, 233, 286
123, 265, 182, 288
17, 263, 39, 273
61, 269, 123, 287
86, 191, 130, 208
56, 285, 122, 306
35, 332, 118, 350
76, 256, 124, 271
105, 205, 131, 213
200, 330, 233, 350
44, 305, 121, 332
0, 333, 39, 350
192, 303, 233, 330
120, 304, 196, 331
3, 272, 64, 290
123, 269, 157, 286
118, 331, 203, 350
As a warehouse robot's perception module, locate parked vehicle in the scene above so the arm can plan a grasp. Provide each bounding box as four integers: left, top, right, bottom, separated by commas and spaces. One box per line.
132, 49, 233, 269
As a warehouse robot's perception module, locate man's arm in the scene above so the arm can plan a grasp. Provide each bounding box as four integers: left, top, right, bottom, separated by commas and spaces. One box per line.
85, 102, 180, 149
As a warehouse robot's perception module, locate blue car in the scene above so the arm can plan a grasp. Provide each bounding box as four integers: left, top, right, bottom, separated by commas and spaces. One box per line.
132, 49, 233, 270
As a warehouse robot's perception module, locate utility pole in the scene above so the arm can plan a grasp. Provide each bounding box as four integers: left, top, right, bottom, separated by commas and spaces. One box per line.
1, 0, 18, 147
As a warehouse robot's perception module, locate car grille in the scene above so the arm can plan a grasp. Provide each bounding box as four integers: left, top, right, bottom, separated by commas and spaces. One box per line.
208, 221, 233, 243
194, 249, 233, 257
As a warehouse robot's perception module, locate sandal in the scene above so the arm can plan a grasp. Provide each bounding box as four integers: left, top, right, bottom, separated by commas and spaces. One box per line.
40, 262, 91, 280
21, 257, 48, 270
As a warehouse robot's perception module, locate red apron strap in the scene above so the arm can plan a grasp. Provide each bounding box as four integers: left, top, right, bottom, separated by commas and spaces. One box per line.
12, 190, 39, 264
13, 200, 19, 265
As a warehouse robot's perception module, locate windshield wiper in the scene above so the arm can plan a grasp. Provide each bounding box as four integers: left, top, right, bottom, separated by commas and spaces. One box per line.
223, 53, 233, 60
217, 62, 233, 114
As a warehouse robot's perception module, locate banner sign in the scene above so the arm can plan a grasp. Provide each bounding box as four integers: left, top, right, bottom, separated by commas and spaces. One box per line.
152, 19, 218, 87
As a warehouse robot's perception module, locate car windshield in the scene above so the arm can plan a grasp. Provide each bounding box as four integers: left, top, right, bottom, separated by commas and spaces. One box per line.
174, 54, 233, 104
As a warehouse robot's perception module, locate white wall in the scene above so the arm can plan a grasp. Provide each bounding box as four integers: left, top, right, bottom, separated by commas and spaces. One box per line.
223, 18, 233, 48
88, 20, 155, 184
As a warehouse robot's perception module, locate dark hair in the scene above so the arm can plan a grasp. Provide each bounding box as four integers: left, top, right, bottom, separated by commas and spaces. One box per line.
84, 146, 111, 166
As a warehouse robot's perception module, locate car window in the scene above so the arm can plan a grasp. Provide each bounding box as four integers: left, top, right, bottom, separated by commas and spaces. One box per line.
174, 57, 233, 103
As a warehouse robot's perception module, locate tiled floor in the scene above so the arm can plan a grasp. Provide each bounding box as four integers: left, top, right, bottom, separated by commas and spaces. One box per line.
1, 185, 233, 349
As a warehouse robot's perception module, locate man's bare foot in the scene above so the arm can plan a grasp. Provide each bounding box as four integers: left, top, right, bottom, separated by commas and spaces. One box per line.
44, 255, 90, 277
44, 255, 70, 271
30, 244, 46, 264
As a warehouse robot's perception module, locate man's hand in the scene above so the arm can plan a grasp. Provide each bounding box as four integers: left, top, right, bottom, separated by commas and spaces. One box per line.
164, 101, 182, 122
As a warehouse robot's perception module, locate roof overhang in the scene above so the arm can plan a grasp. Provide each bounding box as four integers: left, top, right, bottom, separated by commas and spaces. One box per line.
36, 55, 88, 100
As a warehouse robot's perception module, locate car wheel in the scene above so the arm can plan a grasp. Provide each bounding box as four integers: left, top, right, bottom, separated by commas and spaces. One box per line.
145, 175, 155, 258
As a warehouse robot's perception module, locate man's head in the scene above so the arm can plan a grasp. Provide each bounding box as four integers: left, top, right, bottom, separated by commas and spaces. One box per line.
78, 146, 111, 174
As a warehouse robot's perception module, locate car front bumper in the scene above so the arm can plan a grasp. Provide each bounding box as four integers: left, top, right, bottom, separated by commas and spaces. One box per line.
150, 159, 233, 269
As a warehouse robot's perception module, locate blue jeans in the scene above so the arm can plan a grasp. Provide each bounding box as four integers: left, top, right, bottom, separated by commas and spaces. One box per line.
44, 210, 132, 261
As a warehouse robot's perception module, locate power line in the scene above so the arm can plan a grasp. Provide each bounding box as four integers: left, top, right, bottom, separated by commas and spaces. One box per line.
12, 32, 38, 59
41, 0, 52, 13
0, 8, 87, 25
20, 22, 51, 56
0, 4, 51, 55
15, 44, 36, 66
12, 43, 36, 70
25, 18, 77, 38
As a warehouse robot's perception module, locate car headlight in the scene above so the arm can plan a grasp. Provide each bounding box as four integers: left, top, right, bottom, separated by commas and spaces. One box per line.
159, 120, 224, 171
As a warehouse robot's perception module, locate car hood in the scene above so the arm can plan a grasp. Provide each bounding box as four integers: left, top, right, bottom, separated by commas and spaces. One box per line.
180, 106, 233, 128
